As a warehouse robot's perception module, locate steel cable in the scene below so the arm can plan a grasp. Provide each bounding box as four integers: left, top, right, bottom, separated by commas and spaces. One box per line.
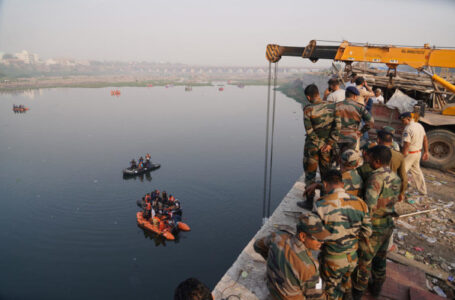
262, 62, 272, 224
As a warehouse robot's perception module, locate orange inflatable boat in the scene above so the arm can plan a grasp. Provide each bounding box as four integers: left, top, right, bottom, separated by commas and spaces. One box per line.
137, 212, 175, 240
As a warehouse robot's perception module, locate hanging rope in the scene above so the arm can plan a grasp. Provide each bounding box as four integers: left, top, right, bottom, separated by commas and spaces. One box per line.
262, 62, 278, 223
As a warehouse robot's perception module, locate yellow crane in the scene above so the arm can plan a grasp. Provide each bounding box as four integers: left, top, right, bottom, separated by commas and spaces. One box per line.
264, 40, 455, 170
266, 40, 455, 93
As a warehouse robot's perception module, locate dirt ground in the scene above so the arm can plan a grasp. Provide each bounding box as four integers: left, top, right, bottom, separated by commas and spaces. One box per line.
393, 167, 455, 298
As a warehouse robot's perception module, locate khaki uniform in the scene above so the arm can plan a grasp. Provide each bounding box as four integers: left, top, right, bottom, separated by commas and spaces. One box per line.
355, 85, 374, 106
389, 148, 408, 198
402, 120, 427, 195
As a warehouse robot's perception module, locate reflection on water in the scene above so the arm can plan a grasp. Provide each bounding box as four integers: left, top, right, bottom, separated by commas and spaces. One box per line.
123, 172, 153, 182
139, 226, 183, 247
1, 88, 43, 99
0, 86, 304, 299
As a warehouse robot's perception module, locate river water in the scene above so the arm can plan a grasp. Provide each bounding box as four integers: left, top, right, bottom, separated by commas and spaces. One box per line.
0, 86, 304, 299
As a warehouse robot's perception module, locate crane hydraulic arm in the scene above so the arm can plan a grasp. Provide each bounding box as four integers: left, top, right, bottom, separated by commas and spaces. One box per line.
266, 40, 455, 93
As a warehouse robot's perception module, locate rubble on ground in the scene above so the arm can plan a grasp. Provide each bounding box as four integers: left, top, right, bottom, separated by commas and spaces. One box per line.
393, 169, 455, 298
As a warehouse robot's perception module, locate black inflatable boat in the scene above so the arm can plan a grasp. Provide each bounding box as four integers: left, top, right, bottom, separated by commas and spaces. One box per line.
123, 162, 160, 176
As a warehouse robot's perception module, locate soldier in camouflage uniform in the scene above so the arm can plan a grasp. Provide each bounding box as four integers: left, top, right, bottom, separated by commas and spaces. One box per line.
254, 213, 331, 300
340, 150, 364, 197
314, 170, 372, 300
304, 150, 363, 200
352, 145, 401, 299
377, 129, 408, 201
303, 84, 341, 186
381, 126, 400, 152
336, 86, 373, 154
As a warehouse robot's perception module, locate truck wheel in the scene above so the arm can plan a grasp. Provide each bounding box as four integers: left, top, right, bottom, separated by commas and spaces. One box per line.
423, 129, 455, 170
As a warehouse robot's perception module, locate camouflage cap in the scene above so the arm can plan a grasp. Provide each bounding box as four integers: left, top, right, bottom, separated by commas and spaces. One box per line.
341, 149, 362, 168
296, 213, 331, 241
381, 126, 395, 135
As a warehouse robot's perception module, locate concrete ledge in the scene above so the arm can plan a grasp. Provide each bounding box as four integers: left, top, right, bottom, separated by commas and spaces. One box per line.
213, 175, 308, 300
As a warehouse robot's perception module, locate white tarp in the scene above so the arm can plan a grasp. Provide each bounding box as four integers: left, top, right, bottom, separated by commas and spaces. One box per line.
386, 89, 418, 114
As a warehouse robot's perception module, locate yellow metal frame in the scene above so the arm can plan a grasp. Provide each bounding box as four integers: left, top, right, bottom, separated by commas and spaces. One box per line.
334, 41, 455, 69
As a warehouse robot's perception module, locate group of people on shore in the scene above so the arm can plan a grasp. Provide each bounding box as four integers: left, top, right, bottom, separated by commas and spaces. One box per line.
141, 189, 182, 228
130, 153, 152, 170
254, 79, 429, 300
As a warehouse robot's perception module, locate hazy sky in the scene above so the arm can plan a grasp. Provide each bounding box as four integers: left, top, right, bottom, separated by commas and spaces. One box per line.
0, 0, 454, 66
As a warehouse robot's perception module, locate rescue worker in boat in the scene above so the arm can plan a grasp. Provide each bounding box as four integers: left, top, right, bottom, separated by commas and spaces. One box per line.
168, 195, 182, 213
144, 201, 152, 219
162, 190, 168, 203
130, 159, 137, 169
151, 189, 159, 200
138, 156, 144, 169
145, 153, 151, 162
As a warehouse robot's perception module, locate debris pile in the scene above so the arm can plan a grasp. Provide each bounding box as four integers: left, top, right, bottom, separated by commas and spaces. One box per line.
393, 171, 455, 298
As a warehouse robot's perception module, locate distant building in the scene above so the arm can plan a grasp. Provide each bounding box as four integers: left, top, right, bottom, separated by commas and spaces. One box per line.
15, 50, 39, 64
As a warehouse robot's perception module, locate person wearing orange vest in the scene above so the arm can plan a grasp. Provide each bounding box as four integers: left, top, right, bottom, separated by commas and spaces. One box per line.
145, 193, 151, 203
144, 202, 152, 219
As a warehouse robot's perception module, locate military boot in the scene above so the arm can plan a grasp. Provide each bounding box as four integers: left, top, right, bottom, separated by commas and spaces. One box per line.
352, 288, 363, 300
368, 281, 383, 297
297, 192, 314, 210
342, 290, 353, 300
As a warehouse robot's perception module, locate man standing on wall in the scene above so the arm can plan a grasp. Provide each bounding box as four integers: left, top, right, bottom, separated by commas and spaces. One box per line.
300, 84, 341, 209
336, 86, 374, 154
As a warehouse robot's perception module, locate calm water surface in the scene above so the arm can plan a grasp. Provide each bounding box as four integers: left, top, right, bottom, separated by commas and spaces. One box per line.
0, 86, 304, 299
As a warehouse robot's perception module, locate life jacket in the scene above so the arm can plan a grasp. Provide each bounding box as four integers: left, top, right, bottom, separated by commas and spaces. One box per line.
169, 196, 175, 202
146, 203, 151, 211
159, 221, 166, 231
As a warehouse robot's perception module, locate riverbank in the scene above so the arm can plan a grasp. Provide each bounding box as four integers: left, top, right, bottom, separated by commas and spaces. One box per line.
0, 75, 296, 91
213, 167, 455, 299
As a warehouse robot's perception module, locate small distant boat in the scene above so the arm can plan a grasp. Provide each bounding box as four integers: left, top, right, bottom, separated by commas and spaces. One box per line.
165, 84, 174, 88
12, 105, 29, 113
237, 84, 245, 88
110, 90, 121, 96
147, 84, 153, 87
185, 86, 192, 92
219, 87, 224, 92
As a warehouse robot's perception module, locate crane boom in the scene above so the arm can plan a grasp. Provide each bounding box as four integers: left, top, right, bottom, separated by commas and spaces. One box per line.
266, 40, 455, 93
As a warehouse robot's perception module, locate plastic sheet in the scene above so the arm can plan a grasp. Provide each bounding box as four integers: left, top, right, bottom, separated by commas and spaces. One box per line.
386, 89, 418, 114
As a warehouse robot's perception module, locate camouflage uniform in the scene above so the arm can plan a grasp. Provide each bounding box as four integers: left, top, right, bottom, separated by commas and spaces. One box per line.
341, 150, 364, 197
303, 101, 341, 185
336, 99, 373, 152
342, 169, 364, 198
254, 214, 330, 300
352, 167, 401, 292
314, 188, 372, 300
381, 126, 400, 152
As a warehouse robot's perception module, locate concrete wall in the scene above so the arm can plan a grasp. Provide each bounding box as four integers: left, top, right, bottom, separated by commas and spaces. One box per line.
213, 175, 309, 300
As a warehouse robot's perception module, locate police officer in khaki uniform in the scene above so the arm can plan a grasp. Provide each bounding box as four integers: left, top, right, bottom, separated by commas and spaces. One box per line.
400, 112, 429, 196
